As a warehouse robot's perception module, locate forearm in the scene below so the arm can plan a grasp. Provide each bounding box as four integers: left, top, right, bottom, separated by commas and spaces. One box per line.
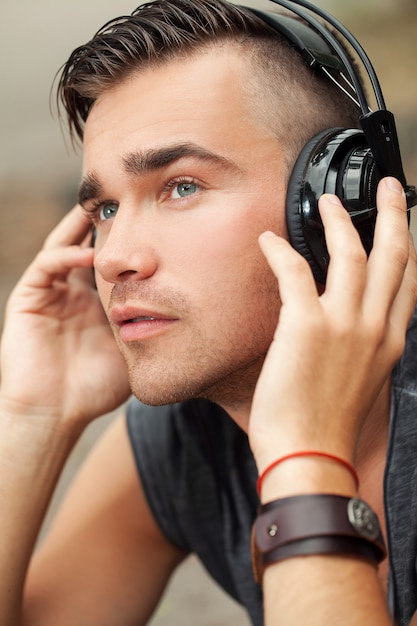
263, 552, 388, 626
0, 404, 80, 623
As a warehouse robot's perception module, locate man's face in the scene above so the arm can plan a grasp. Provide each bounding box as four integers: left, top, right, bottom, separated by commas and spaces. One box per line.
81, 47, 288, 414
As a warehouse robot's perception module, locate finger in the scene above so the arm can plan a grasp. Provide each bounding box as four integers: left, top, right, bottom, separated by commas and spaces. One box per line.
318, 194, 367, 312
43, 205, 93, 250
364, 177, 409, 315
383, 234, 417, 361
258, 231, 319, 309
19, 246, 94, 291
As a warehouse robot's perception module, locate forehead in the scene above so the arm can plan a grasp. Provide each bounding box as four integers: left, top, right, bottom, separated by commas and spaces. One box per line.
82, 47, 278, 174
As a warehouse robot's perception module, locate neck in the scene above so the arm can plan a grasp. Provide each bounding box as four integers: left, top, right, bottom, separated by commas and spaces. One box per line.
224, 404, 251, 433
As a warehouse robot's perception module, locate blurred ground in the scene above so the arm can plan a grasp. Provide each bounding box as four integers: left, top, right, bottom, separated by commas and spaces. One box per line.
1, 1, 416, 624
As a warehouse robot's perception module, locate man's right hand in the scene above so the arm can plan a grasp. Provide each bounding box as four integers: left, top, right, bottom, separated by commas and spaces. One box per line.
0, 205, 131, 427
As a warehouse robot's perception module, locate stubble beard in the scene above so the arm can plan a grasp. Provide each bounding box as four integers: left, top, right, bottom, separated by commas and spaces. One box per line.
108, 267, 279, 411
116, 310, 276, 411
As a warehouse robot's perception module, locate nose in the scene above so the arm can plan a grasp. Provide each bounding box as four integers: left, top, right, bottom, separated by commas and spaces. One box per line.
93, 207, 158, 284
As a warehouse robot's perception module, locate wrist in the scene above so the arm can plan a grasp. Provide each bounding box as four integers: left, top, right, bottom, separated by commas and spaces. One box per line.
252, 494, 386, 584
250, 426, 357, 470
0, 394, 83, 441
258, 454, 359, 502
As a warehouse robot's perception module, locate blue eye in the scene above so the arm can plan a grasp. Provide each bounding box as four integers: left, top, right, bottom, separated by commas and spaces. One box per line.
172, 182, 199, 199
99, 202, 119, 221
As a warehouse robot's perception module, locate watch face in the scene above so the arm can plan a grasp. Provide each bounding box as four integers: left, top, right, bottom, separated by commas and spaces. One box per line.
347, 498, 380, 541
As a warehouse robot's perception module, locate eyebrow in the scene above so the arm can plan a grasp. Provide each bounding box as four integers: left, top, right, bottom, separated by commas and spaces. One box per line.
78, 142, 242, 206
78, 172, 103, 206
122, 142, 241, 176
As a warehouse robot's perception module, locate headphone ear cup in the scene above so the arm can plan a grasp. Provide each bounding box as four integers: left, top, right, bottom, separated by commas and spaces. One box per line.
286, 128, 333, 280
286, 127, 379, 284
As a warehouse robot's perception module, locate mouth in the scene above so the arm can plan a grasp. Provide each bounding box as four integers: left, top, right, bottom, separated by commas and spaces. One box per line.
110, 305, 177, 325
110, 306, 179, 342
128, 316, 158, 323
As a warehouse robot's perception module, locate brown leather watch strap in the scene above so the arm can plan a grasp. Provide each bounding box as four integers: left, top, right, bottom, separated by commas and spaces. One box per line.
252, 494, 386, 584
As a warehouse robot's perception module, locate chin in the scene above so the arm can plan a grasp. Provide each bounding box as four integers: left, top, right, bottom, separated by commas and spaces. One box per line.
131, 387, 195, 407
128, 359, 261, 410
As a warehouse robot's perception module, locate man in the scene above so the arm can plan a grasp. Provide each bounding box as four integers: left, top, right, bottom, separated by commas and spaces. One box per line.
0, 1, 416, 624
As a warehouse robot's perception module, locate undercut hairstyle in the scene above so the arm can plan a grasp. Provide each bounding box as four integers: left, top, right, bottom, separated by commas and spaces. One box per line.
56, 0, 362, 173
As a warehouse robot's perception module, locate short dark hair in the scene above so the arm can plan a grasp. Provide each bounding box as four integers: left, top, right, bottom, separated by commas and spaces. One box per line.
56, 0, 361, 171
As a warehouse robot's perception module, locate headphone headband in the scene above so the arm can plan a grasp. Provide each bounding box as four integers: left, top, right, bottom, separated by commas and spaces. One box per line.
265, 0, 385, 111
249, 10, 344, 73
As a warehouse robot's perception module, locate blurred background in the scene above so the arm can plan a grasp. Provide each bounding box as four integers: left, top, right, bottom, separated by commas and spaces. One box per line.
1, 1, 416, 624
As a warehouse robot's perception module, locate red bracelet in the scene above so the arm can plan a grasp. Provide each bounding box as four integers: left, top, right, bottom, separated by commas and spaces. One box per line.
256, 451, 359, 496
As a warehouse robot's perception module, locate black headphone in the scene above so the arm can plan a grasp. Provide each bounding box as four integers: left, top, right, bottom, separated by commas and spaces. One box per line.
243, 0, 417, 283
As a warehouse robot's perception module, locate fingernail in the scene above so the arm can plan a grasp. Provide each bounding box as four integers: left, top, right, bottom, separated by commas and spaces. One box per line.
384, 177, 404, 194
260, 231, 276, 238
321, 194, 342, 206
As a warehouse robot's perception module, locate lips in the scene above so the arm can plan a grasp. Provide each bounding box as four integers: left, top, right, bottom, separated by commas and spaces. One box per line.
109, 304, 179, 343
109, 305, 177, 327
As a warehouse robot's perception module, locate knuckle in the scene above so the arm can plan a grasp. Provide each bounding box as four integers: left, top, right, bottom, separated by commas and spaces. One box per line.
282, 249, 312, 278
391, 240, 409, 270
328, 313, 354, 339
385, 332, 407, 368
365, 316, 386, 346
346, 243, 367, 269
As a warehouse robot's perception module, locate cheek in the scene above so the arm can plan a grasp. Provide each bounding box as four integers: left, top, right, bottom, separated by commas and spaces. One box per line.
167, 193, 285, 303
194, 203, 285, 276
187, 186, 284, 253
94, 272, 112, 313
181, 219, 279, 313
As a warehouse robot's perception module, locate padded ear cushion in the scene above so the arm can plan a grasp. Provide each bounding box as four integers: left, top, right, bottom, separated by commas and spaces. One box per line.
286, 128, 337, 278
286, 127, 373, 283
